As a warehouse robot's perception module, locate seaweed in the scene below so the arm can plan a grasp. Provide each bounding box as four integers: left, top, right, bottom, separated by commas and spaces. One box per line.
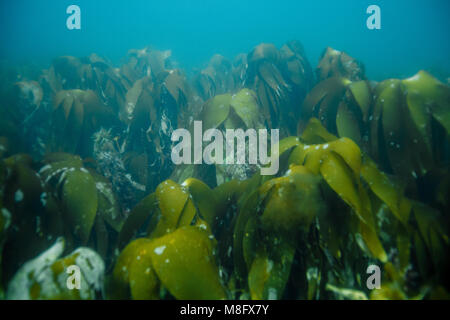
0, 41, 448, 300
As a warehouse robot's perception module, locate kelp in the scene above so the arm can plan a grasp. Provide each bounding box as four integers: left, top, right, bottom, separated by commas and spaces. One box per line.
148, 226, 226, 299
121, 47, 173, 86
300, 70, 449, 208
245, 42, 313, 135
112, 226, 226, 300
316, 47, 366, 82
113, 173, 283, 300
112, 186, 226, 300
0, 151, 129, 291
45, 55, 128, 115
0, 154, 65, 285
239, 135, 388, 298
0, 42, 448, 300
200, 89, 264, 131
54, 102, 450, 299
238, 166, 325, 299
193, 54, 236, 101
51, 89, 115, 156
299, 76, 372, 149
38, 153, 126, 251
290, 119, 447, 296
119, 116, 439, 292
170, 88, 267, 186
0, 80, 49, 158
369, 71, 450, 197
122, 66, 193, 192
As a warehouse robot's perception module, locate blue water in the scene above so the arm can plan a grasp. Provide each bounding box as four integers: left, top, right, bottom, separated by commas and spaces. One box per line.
1, 0, 449, 80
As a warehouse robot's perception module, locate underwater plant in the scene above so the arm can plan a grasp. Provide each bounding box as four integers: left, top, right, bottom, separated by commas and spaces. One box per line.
299, 76, 372, 150
170, 88, 268, 187
121, 67, 194, 192
0, 80, 50, 158
45, 54, 128, 115
192, 54, 237, 102
244, 41, 314, 136
316, 47, 366, 82
369, 71, 450, 196
110, 178, 229, 299
120, 47, 173, 87
37, 152, 127, 258
274, 119, 448, 298
299, 70, 450, 211
0, 40, 448, 301
92, 128, 146, 212
110, 125, 448, 300
0, 154, 65, 286
50, 89, 116, 156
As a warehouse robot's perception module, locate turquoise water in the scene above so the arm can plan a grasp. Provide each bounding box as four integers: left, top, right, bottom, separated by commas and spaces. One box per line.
1, 0, 449, 80
0, 1, 449, 301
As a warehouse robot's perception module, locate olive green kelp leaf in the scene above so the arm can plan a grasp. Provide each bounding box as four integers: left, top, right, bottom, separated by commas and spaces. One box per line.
148, 226, 226, 300
248, 241, 296, 300
277, 132, 388, 261
412, 201, 449, 276
403, 70, 450, 134
301, 77, 350, 118
230, 89, 264, 130
300, 117, 339, 144
259, 165, 324, 235
348, 80, 372, 122
370, 72, 449, 189
89, 170, 123, 232
117, 177, 219, 249
336, 100, 364, 146
150, 180, 197, 238
113, 225, 225, 300
117, 194, 158, 249
61, 169, 98, 243
196, 89, 267, 184
127, 243, 160, 300
37, 153, 113, 248
111, 238, 159, 300
360, 156, 411, 225
199, 88, 264, 132
245, 166, 325, 300
380, 79, 429, 180
299, 77, 370, 149
200, 93, 231, 130
181, 178, 217, 227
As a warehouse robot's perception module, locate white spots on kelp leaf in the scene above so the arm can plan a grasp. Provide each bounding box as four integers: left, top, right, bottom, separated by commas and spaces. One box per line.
154, 245, 166, 255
